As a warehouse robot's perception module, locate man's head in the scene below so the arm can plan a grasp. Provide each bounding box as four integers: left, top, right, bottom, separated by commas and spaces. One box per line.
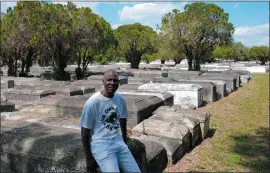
102, 69, 119, 97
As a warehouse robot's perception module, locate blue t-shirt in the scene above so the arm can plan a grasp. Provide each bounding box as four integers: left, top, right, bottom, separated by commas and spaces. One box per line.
78, 91, 128, 140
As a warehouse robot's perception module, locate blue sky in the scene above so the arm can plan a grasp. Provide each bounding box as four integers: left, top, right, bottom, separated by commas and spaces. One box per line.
1, 1, 269, 47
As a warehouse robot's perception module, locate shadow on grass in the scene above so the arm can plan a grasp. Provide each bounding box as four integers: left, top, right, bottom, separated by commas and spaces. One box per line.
207, 128, 216, 138
231, 127, 270, 172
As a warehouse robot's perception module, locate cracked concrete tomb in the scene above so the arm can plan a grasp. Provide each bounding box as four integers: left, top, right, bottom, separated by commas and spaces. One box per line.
0, 100, 15, 112
167, 70, 203, 80
138, 83, 203, 108
187, 75, 236, 94
153, 106, 210, 140
132, 118, 191, 164
1, 121, 146, 172
2, 88, 55, 102
53, 95, 154, 129
222, 70, 251, 83
87, 75, 128, 85
202, 72, 240, 88
117, 90, 174, 106
153, 78, 217, 102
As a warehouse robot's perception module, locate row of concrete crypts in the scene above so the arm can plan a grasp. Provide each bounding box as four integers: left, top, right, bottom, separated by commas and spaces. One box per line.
0, 68, 253, 172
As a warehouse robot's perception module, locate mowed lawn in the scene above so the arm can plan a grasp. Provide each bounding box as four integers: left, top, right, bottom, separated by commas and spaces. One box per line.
166, 73, 269, 172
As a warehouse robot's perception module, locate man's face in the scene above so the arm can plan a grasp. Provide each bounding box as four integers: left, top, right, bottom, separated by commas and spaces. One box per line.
103, 72, 119, 94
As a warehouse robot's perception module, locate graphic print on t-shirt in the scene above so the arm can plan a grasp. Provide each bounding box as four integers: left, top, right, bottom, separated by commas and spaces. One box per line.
100, 106, 120, 131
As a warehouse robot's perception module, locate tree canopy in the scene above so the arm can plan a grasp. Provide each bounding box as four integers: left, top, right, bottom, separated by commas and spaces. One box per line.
248, 46, 269, 65
114, 23, 158, 69
159, 2, 235, 70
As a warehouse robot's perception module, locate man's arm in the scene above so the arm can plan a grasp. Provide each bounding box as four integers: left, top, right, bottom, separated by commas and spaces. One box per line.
120, 118, 127, 143
81, 127, 97, 172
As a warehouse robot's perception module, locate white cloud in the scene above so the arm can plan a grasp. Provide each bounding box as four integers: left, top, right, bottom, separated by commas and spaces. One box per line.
257, 36, 269, 46
118, 2, 185, 29
233, 3, 239, 8
234, 24, 269, 36
111, 23, 123, 29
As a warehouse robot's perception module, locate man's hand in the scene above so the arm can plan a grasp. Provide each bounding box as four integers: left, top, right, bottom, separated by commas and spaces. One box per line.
120, 118, 127, 143
86, 157, 98, 173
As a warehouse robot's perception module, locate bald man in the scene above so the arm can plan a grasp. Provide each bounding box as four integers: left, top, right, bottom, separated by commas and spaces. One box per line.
79, 70, 141, 173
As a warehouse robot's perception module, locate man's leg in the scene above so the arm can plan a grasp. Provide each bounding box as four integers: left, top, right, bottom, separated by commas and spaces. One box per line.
93, 150, 120, 172
117, 146, 141, 173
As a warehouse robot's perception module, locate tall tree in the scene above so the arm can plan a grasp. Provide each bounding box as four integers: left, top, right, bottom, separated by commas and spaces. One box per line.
211, 45, 236, 61
1, 2, 44, 76
159, 2, 234, 71
114, 23, 158, 69
248, 46, 269, 65
156, 32, 186, 64
37, 3, 74, 80
72, 6, 116, 78
232, 42, 249, 61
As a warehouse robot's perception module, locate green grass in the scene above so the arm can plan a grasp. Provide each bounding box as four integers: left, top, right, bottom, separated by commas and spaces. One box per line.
167, 73, 269, 172
209, 74, 269, 172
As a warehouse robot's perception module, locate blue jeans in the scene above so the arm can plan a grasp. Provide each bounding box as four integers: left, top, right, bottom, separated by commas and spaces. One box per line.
91, 135, 141, 173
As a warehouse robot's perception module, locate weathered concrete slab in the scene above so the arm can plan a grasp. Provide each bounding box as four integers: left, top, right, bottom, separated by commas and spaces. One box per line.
0, 100, 15, 112
54, 95, 154, 130
3, 88, 55, 102
68, 85, 95, 95
124, 97, 153, 129
1, 76, 41, 86
138, 83, 203, 108
15, 80, 71, 88
1, 80, 14, 89
149, 113, 202, 147
153, 106, 210, 139
132, 119, 191, 153
131, 134, 184, 165
127, 77, 151, 84
134, 70, 167, 78
71, 80, 104, 91
168, 70, 202, 80
118, 84, 140, 90
170, 79, 226, 99
139, 64, 162, 70
187, 75, 236, 94
117, 90, 174, 106
34, 95, 69, 107
1, 121, 146, 172
35, 86, 84, 96
129, 135, 167, 172
55, 97, 88, 117
87, 75, 128, 85
222, 70, 251, 83
232, 66, 267, 73
122, 94, 164, 112
202, 72, 240, 88
153, 78, 217, 102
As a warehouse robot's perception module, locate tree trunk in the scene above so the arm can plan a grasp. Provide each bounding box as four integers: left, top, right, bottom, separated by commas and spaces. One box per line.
7, 59, 14, 76
174, 59, 181, 64
188, 59, 193, 71
129, 53, 140, 69
20, 59, 26, 77
14, 60, 18, 77
24, 49, 34, 76
194, 61, 201, 71
161, 60, 165, 64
